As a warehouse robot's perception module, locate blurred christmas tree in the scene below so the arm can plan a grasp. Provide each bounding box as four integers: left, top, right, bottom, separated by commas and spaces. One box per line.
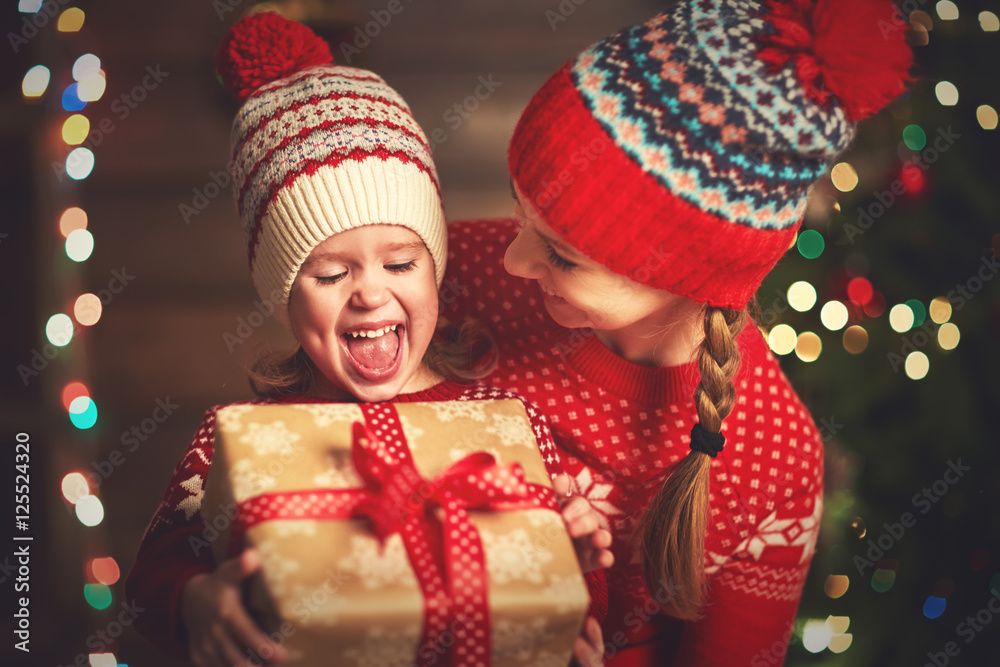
756, 3, 1000, 665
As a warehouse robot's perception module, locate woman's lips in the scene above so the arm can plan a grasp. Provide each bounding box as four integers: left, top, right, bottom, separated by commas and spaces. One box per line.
539, 282, 566, 303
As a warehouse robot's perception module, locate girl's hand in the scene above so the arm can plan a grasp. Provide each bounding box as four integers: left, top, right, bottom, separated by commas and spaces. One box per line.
554, 474, 615, 573
180, 548, 288, 667
573, 616, 606, 666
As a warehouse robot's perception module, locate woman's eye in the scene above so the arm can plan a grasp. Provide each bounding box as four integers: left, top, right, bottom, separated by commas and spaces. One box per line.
316, 273, 346, 285
545, 244, 576, 271
386, 261, 416, 273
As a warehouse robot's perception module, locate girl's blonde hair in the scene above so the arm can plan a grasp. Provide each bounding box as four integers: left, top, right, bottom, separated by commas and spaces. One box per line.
247, 318, 498, 399
636, 303, 751, 620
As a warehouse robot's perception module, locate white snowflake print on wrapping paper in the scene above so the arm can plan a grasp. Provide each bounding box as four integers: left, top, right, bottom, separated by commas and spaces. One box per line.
268, 519, 317, 539
337, 534, 418, 589
215, 404, 256, 434
426, 400, 488, 422
230, 459, 277, 501
342, 625, 422, 667
239, 420, 301, 457
492, 617, 553, 663
285, 579, 353, 627
541, 574, 590, 614
735, 496, 822, 564
292, 403, 363, 428
532, 652, 570, 667
312, 458, 363, 489
448, 446, 506, 464
572, 467, 624, 532
255, 540, 301, 598
396, 412, 425, 453
484, 412, 536, 448
523, 508, 563, 529
481, 527, 553, 584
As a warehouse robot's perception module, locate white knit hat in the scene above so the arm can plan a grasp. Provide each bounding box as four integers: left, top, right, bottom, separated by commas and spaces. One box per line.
217, 12, 446, 327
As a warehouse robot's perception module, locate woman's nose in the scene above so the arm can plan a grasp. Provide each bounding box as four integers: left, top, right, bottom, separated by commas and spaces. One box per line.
504, 225, 544, 280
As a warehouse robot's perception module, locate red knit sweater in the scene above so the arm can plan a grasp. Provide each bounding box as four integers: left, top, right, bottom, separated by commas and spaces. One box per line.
441, 219, 824, 667
124, 381, 569, 660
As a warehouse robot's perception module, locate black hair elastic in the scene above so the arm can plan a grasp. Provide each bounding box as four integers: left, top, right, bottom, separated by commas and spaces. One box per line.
689, 423, 725, 458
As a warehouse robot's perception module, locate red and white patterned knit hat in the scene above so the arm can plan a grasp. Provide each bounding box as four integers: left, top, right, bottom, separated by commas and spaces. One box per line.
217, 13, 446, 327
509, 0, 911, 310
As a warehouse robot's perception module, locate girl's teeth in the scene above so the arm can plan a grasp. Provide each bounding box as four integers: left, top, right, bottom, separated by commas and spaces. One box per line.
348, 325, 398, 338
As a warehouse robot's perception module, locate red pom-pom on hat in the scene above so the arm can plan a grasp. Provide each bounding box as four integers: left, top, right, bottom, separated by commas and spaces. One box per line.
757, 0, 912, 122
217, 12, 333, 101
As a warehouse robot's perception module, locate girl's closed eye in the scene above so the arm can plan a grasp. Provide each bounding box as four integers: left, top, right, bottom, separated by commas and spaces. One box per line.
315, 272, 346, 285
385, 260, 417, 273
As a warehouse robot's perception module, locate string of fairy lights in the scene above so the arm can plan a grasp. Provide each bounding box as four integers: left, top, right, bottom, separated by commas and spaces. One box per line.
20, 1, 124, 666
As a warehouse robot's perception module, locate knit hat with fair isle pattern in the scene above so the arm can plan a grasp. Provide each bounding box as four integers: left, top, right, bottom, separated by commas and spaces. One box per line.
509, 0, 911, 310
217, 12, 446, 327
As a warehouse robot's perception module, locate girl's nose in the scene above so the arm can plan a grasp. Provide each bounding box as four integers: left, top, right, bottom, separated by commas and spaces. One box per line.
504, 225, 544, 280
350, 273, 391, 310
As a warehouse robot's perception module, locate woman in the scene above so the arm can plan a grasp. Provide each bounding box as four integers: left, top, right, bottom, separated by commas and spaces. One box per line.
441, 0, 912, 663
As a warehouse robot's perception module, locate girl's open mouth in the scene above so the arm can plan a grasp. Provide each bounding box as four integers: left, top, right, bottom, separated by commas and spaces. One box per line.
341, 323, 404, 381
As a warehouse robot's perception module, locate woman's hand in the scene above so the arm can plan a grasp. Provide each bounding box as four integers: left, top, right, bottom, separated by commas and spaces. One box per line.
554, 474, 615, 573
180, 548, 288, 667
573, 616, 606, 666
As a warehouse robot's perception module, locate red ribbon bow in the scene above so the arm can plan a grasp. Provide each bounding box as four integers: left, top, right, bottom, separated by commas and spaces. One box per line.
349, 419, 554, 666
350, 421, 540, 543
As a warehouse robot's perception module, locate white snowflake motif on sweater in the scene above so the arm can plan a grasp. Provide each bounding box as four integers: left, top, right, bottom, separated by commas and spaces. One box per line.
481, 528, 553, 584
255, 540, 301, 598
706, 551, 730, 577
338, 534, 419, 589
484, 412, 536, 448
292, 403, 363, 428
492, 617, 553, 662
427, 400, 488, 423
342, 625, 422, 667
230, 458, 276, 501
572, 467, 623, 532
737, 496, 823, 564
239, 420, 301, 457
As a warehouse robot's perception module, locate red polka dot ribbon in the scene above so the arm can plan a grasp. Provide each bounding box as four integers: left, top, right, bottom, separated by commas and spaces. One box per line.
229, 403, 559, 667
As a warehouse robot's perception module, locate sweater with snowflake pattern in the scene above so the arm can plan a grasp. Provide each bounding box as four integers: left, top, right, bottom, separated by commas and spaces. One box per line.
124, 381, 568, 660
441, 219, 825, 667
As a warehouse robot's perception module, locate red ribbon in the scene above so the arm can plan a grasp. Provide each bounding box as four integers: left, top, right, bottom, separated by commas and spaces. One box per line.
229, 403, 559, 667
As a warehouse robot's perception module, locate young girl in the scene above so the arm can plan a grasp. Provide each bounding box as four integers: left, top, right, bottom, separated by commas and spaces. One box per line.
440, 0, 912, 664
125, 13, 611, 666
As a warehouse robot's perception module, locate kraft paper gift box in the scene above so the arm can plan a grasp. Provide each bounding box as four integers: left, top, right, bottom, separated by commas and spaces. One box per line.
201, 399, 590, 667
